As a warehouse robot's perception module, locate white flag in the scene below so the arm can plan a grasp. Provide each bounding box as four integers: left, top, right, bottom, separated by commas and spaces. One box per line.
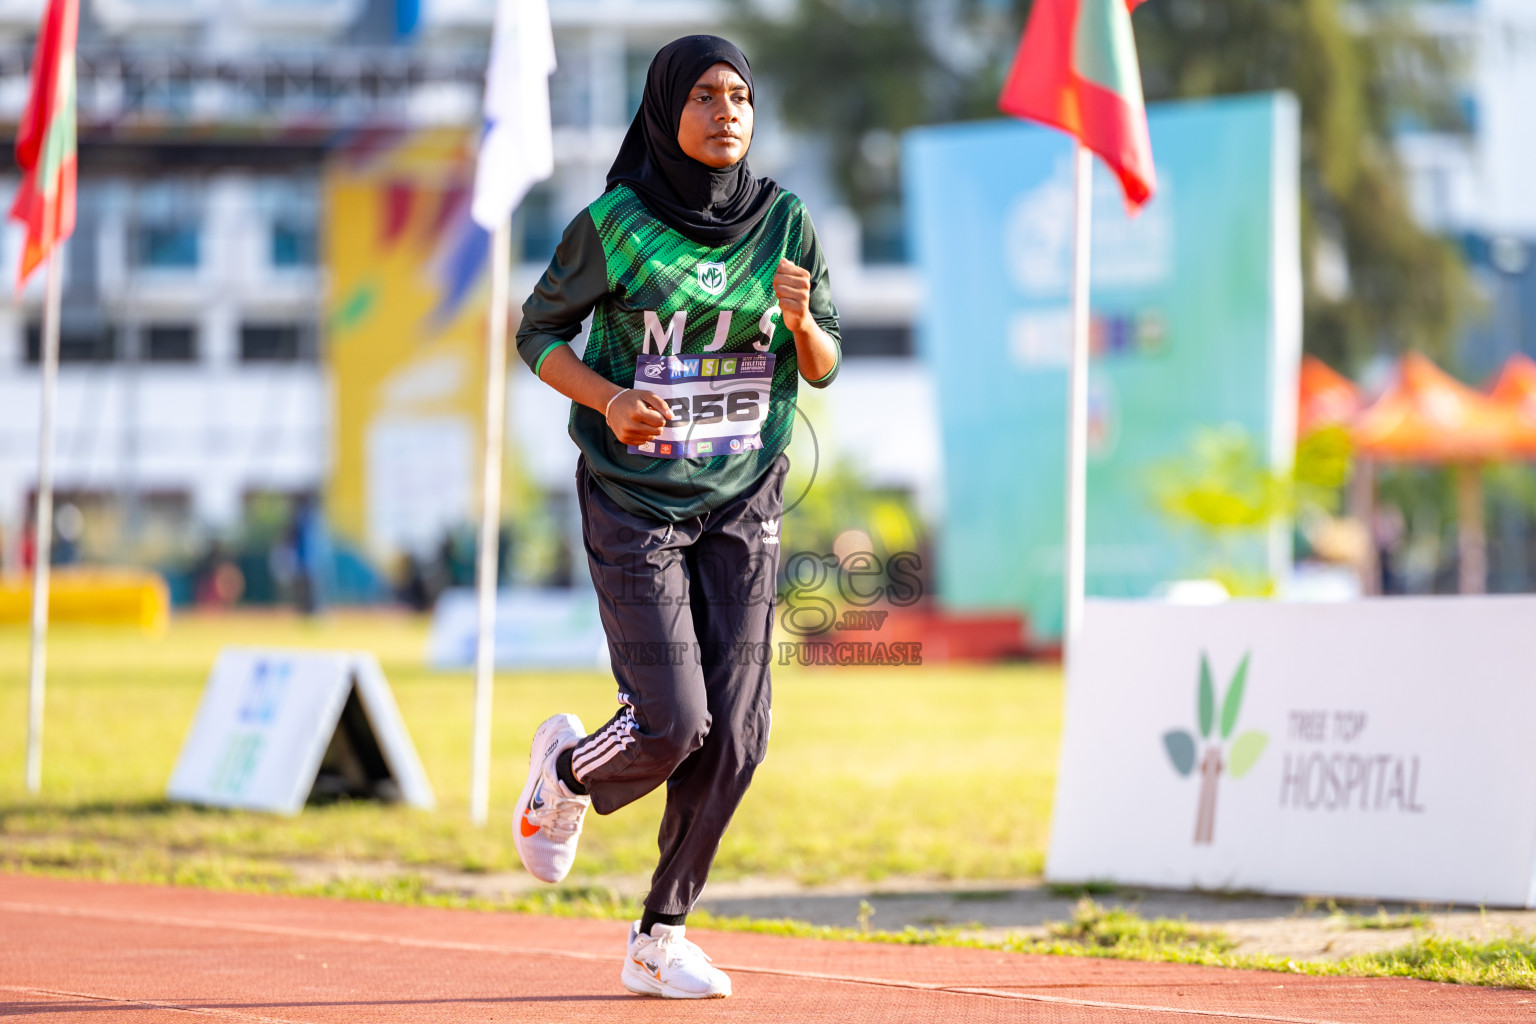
470, 0, 556, 230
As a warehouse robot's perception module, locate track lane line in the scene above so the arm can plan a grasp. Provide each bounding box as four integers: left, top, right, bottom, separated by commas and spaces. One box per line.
0, 984, 312, 1023
714, 967, 1343, 1023
0, 900, 1406, 1023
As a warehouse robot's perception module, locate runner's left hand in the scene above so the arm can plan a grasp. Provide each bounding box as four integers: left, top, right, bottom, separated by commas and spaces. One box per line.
773, 258, 813, 335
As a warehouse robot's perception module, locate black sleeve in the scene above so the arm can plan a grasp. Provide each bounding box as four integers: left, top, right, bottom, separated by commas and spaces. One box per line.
795, 207, 842, 389
516, 209, 610, 376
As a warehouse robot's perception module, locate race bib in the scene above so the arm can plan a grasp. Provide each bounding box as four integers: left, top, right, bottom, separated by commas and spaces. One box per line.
628, 352, 775, 459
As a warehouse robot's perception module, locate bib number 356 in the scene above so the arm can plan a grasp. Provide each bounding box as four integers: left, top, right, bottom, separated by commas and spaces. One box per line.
664, 391, 760, 425
629, 352, 775, 460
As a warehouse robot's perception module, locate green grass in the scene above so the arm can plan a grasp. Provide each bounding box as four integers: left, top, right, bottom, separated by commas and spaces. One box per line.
1337, 906, 1433, 931
1046, 896, 1234, 953
0, 613, 1060, 885
995, 901, 1536, 990
763, 898, 1535, 991
1350, 933, 1536, 988
1046, 879, 1121, 898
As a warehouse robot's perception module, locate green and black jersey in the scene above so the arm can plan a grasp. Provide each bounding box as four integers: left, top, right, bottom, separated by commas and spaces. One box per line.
516, 185, 840, 523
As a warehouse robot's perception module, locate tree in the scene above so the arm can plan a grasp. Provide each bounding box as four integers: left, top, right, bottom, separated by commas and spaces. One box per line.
1131, 0, 1469, 368
732, 0, 1013, 256
1149, 424, 1352, 594
733, 0, 1469, 366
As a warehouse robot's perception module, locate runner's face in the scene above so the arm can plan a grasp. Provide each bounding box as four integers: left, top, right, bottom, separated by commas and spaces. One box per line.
676, 63, 753, 169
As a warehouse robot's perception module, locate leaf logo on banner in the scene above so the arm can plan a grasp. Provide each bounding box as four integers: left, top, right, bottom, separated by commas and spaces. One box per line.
1162, 651, 1267, 845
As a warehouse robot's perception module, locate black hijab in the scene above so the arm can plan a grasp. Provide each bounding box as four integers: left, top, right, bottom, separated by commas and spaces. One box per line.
606, 35, 780, 247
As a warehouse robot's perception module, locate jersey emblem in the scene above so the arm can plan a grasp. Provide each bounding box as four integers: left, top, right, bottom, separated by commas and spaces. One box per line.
761, 518, 780, 545
697, 262, 728, 297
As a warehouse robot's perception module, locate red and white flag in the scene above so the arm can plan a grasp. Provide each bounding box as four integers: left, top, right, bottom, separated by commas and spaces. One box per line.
10, 0, 78, 288
999, 0, 1156, 210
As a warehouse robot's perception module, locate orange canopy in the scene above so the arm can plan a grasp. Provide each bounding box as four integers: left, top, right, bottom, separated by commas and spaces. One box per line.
1353, 352, 1536, 462
1487, 353, 1536, 418
1297, 356, 1361, 435
1484, 353, 1536, 457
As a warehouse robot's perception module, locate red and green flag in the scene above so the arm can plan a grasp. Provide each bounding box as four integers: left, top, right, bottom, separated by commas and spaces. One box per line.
999, 0, 1156, 210
10, 0, 78, 288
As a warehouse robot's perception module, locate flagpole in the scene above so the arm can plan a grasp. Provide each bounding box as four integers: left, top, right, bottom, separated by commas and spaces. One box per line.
471, 216, 513, 827
1063, 143, 1093, 667
26, 244, 63, 794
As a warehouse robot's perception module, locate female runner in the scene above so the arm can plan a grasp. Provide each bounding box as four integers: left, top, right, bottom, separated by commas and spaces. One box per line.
510, 34, 840, 999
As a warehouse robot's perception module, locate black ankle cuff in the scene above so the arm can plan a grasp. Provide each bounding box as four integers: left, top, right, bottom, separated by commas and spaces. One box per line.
555, 747, 588, 795
640, 909, 687, 936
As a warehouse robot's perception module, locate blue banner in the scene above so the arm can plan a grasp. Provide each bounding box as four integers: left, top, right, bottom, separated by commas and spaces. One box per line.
905, 94, 1301, 640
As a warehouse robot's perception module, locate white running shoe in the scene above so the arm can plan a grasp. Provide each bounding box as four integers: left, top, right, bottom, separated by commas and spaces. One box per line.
621, 921, 732, 999
513, 713, 590, 884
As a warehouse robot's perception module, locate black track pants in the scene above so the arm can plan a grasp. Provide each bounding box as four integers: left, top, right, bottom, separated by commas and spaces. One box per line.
570, 454, 784, 916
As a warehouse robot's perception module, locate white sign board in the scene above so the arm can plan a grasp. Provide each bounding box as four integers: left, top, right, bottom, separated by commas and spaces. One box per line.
1049, 598, 1536, 907
167, 648, 435, 815
427, 586, 609, 670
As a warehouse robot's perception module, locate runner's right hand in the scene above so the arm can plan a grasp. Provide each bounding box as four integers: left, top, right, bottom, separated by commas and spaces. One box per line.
606, 389, 675, 445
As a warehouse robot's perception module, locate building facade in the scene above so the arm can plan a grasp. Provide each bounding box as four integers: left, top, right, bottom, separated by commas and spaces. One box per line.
1396, 0, 1536, 377
0, 0, 932, 578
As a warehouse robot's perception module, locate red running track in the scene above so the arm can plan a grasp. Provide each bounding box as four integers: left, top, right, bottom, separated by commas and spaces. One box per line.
2, 874, 1532, 1022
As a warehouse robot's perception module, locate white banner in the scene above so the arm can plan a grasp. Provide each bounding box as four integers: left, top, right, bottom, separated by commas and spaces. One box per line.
1048, 598, 1536, 907
427, 586, 609, 669
167, 648, 435, 814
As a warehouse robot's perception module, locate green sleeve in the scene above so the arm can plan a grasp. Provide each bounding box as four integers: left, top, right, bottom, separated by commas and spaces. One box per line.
516, 209, 610, 376
796, 206, 842, 389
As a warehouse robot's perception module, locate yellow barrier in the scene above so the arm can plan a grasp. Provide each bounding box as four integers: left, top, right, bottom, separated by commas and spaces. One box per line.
0, 569, 170, 636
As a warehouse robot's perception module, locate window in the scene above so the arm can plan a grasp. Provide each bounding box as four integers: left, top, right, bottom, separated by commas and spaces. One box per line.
840, 325, 914, 358
25, 321, 116, 363
272, 223, 317, 267
624, 46, 652, 124
240, 322, 315, 362
515, 184, 561, 266
130, 181, 202, 270
137, 224, 198, 267
860, 203, 909, 265
549, 43, 590, 128
144, 324, 198, 362
260, 176, 320, 269
123, 68, 194, 118
1458, 93, 1480, 135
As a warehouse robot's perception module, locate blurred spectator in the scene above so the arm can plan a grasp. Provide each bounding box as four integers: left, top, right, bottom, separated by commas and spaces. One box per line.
395, 553, 435, 612
288, 495, 332, 616
1373, 505, 1407, 595
549, 530, 574, 589
498, 526, 511, 587
194, 541, 245, 607
53, 503, 83, 565
20, 514, 36, 572
17, 506, 86, 569
439, 527, 476, 589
